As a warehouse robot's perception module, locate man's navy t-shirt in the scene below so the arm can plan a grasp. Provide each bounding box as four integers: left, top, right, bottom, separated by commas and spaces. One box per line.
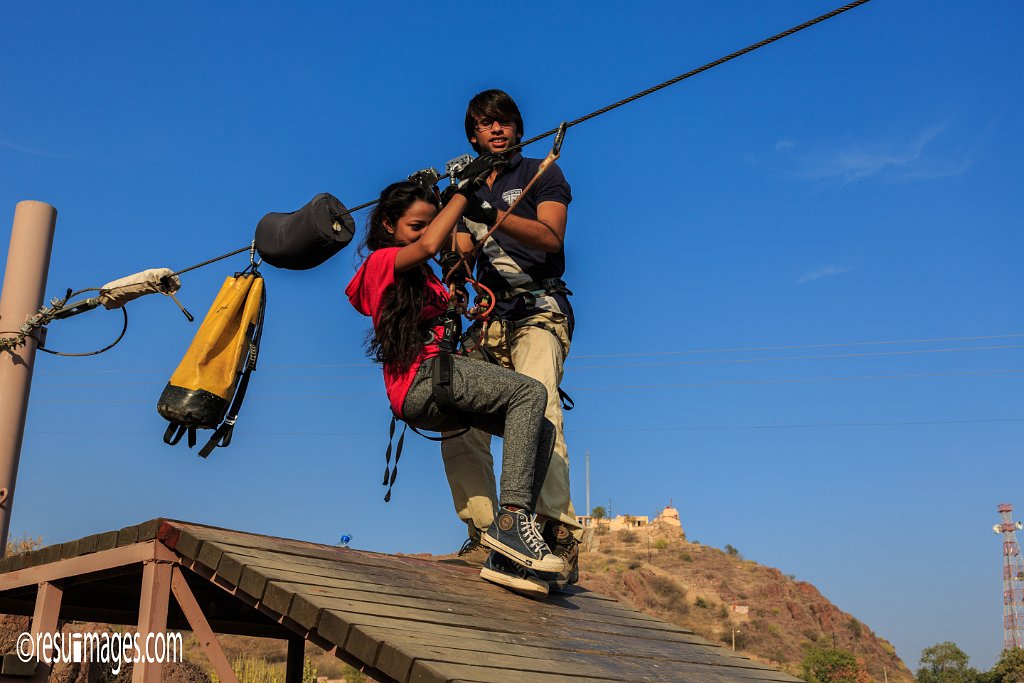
459, 151, 574, 336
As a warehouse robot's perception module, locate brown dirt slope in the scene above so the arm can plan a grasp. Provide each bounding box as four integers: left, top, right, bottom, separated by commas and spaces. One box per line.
577, 521, 911, 682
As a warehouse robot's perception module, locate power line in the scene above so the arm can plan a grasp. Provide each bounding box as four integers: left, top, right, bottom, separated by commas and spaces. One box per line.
32, 373, 378, 388
567, 345, 1024, 371
569, 333, 1024, 360
23, 416, 1024, 438
564, 417, 1024, 434
25, 368, 1024, 403
31, 333, 1024, 376
28, 344, 1019, 387
569, 368, 1024, 392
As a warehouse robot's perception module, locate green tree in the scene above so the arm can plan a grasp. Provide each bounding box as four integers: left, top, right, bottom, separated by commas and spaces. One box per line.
591, 506, 606, 520
988, 647, 1024, 683
802, 648, 865, 683
916, 642, 978, 683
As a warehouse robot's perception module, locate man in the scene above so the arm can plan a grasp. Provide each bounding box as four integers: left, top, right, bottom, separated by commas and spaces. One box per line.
442, 89, 584, 591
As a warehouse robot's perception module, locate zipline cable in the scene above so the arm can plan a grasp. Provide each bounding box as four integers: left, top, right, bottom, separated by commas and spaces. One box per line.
2, 0, 875, 357
170, 245, 251, 278
339, 0, 875, 217
512, 0, 872, 151
23, 0, 878, 286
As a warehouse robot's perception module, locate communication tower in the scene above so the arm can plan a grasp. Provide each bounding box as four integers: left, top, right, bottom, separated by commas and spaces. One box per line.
994, 503, 1024, 649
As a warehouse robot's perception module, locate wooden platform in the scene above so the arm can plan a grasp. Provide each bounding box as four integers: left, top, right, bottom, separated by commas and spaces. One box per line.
0, 519, 801, 682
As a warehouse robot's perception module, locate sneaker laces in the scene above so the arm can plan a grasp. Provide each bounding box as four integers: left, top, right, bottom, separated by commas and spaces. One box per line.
458, 536, 481, 557
518, 513, 549, 557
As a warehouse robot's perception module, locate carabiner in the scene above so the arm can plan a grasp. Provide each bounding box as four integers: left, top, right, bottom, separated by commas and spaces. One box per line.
249, 240, 262, 269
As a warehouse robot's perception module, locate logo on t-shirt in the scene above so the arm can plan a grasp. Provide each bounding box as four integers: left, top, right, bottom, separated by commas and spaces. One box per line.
502, 188, 522, 206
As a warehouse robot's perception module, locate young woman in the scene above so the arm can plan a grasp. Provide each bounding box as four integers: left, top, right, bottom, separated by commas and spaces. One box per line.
345, 157, 563, 597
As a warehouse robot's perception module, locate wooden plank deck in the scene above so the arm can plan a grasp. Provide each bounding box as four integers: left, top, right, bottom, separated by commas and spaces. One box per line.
0, 519, 801, 683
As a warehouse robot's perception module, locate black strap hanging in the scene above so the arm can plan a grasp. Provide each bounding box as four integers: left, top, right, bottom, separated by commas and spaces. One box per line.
198, 279, 267, 458
558, 388, 574, 411
382, 414, 407, 502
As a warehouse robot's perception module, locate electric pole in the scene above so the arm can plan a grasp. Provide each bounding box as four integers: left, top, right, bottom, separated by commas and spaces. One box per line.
585, 450, 590, 517
0, 201, 57, 555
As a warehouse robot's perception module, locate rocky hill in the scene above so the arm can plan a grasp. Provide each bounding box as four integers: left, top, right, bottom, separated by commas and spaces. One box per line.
574, 517, 911, 682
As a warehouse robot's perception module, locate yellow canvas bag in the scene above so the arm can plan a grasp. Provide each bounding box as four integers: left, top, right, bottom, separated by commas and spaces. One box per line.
157, 270, 266, 457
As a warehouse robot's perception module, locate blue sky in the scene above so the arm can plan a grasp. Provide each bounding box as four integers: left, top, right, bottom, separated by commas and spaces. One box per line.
1, 0, 1021, 672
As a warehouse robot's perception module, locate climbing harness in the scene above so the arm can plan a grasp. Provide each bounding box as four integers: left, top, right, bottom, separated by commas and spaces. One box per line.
491, 278, 573, 306
381, 288, 472, 502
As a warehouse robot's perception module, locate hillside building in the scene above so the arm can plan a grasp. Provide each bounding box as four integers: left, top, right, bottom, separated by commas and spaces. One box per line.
577, 504, 683, 535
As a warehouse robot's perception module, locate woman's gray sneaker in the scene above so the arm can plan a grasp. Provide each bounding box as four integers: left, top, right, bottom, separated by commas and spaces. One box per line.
479, 551, 549, 598
482, 508, 564, 573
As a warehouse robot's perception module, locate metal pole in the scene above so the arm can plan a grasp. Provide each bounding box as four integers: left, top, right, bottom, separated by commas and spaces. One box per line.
585, 450, 590, 518
0, 201, 56, 555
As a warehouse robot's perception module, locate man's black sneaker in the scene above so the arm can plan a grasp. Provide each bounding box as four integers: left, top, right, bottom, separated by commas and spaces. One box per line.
482, 508, 564, 573
479, 551, 549, 598
540, 523, 580, 592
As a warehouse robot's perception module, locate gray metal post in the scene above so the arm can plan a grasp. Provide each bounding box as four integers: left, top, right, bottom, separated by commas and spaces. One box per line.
585, 450, 590, 518
0, 201, 56, 555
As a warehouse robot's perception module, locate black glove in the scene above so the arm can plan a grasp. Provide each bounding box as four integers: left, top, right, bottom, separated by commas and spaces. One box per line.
453, 153, 507, 195
463, 194, 498, 226
439, 250, 467, 288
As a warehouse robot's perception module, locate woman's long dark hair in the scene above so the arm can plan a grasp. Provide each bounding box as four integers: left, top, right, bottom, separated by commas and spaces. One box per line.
361, 181, 440, 373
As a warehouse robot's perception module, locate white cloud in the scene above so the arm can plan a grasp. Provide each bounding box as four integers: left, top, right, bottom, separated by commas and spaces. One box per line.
0, 136, 81, 160
797, 265, 853, 285
778, 123, 973, 184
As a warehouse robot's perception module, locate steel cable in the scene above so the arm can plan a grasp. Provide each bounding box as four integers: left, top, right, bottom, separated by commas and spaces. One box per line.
338, 0, 873, 217
513, 0, 872, 151
3, 1, 874, 359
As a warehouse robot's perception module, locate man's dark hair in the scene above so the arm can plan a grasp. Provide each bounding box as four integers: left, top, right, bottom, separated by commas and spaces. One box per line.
464, 89, 524, 153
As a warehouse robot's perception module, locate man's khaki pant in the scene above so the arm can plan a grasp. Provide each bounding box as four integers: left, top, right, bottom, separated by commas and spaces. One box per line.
441, 312, 584, 541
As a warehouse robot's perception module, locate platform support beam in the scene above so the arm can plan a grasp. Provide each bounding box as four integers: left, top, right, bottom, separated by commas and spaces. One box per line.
286, 634, 305, 683
28, 580, 62, 683
170, 566, 238, 683
132, 560, 171, 683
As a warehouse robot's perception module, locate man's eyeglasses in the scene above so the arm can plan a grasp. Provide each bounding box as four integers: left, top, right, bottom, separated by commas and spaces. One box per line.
474, 118, 514, 132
